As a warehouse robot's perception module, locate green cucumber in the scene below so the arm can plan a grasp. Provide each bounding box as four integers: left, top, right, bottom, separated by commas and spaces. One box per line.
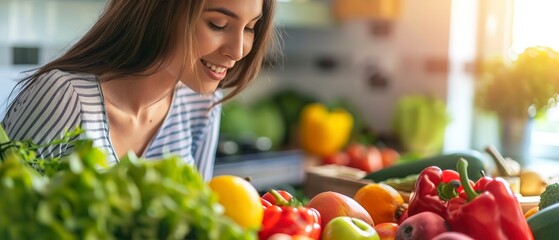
527, 202, 559, 240
363, 151, 488, 183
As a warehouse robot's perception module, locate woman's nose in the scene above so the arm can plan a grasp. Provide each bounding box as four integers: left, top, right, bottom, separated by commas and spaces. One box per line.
221, 31, 245, 61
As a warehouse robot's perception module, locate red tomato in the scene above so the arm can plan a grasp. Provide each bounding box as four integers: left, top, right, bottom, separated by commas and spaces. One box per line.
322, 151, 351, 166
374, 222, 398, 240
379, 147, 400, 168
346, 144, 383, 173
261, 190, 293, 205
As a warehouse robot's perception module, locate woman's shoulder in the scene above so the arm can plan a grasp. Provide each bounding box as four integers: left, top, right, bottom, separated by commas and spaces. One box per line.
2, 69, 96, 145
21, 69, 95, 92
38, 69, 98, 85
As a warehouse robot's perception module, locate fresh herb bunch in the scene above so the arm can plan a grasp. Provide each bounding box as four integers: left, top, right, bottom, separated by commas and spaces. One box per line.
476, 46, 559, 119
0, 127, 84, 177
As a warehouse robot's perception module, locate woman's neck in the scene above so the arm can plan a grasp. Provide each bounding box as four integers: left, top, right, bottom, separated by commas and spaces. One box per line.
100, 71, 178, 116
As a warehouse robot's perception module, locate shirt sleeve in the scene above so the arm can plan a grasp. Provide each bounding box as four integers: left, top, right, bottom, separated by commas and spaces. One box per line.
2, 71, 82, 158
193, 101, 222, 182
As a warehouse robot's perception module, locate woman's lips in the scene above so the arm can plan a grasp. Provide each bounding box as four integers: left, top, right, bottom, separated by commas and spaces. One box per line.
201, 60, 227, 81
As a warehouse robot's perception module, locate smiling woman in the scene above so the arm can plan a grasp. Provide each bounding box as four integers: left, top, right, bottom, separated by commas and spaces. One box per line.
1, 0, 279, 181
192, 2, 264, 93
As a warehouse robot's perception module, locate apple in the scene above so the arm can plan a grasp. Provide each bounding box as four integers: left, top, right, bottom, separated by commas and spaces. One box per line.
374, 222, 398, 240
306, 191, 374, 230
346, 144, 383, 173
322, 151, 351, 166
379, 147, 400, 168
322, 216, 381, 240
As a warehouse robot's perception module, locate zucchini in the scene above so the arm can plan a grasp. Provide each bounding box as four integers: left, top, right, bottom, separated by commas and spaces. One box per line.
363, 150, 487, 183
527, 202, 559, 240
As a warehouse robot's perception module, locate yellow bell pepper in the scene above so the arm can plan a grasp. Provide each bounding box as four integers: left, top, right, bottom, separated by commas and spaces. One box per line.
298, 103, 353, 157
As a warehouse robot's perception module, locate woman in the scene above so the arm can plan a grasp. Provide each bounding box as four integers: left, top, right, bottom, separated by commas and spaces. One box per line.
1, 0, 278, 181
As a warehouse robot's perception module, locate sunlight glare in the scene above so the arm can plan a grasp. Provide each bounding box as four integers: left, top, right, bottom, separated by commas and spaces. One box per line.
511, 0, 559, 55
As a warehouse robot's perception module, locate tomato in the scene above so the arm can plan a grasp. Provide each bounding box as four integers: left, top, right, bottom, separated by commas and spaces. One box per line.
209, 175, 263, 230
346, 144, 383, 173
322, 151, 351, 166
374, 222, 398, 240
262, 190, 293, 204
379, 147, 400, 168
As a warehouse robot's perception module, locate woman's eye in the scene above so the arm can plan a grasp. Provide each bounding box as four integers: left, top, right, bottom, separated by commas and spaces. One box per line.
244, 27, 255, 33
208, 22, 225, 31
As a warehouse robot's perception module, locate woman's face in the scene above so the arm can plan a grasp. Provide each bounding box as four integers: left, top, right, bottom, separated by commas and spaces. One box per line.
176, 0, 263, 94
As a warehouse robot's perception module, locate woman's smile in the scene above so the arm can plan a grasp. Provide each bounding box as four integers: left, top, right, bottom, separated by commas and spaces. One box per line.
201, 59, 228, 81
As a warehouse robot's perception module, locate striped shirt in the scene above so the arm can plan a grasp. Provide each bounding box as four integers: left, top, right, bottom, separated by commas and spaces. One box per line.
1, 69, 222, 181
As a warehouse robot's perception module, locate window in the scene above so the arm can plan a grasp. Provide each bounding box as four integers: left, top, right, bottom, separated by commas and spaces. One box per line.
510, 0, 559, 160
510, 0, 559, 55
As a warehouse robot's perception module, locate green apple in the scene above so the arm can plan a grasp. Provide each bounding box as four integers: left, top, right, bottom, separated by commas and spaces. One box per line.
322, 216, 380, 240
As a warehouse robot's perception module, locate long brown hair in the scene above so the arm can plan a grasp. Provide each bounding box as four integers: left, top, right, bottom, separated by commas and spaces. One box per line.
13, 0, 279, 104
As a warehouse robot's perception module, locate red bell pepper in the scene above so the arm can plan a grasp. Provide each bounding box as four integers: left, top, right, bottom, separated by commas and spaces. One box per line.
446, 158, 534, 240
258, 190, 321, 240
403, 166, 462, 222
262, 189, 293, 205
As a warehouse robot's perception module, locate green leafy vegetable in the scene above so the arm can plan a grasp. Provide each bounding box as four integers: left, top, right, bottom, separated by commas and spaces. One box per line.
0, 125, 255, 239
539, 183, 559, 210
391, 95, 451, 158
0, 127, 84, 177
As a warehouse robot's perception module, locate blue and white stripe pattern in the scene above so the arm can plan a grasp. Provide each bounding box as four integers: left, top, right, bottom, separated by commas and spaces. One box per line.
2, 69, 222, 181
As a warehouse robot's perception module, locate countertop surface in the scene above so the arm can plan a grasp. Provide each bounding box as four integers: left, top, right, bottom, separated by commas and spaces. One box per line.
526, 158, 559, 182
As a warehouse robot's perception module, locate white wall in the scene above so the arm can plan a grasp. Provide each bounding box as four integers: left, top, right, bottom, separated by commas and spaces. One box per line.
0, 0, 105, 118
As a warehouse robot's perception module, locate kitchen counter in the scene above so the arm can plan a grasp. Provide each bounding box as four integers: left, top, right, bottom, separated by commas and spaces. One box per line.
213, 150, 305, 192
526, 158, 559, 183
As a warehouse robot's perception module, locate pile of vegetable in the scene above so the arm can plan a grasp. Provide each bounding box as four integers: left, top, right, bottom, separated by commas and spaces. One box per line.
399, 158, 534, 239
526, 183, 559, 240
0, 126, 254, 239
1, 121, 553, 239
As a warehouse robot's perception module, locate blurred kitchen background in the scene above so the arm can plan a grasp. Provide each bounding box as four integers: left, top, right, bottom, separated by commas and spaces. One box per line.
2, 0, 559, 190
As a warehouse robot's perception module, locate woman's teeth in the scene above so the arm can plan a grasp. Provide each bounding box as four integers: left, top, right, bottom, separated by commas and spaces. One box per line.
204, 61, 226, 74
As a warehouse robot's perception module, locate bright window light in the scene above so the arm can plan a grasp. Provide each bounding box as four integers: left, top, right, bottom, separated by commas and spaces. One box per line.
511, 0, 559, 54
511, 0, 559, 157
